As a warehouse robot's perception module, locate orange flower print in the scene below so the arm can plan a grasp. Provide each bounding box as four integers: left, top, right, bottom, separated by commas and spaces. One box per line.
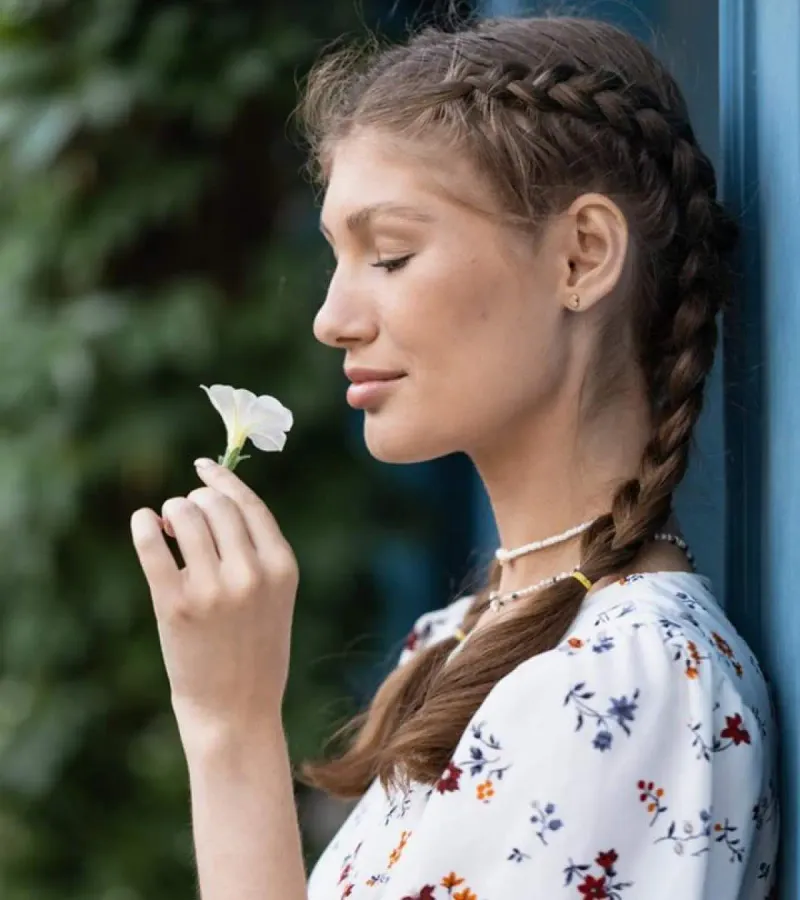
476, 780, 495, 802
712, 631, 734, 658
568, 637, 584, 649
734, 661, 744, 678
388, 830, 412, 868
637, 779, 667, 826
682, 639, 707, 679
441, 872, 465, 890
453, 889, 478, 900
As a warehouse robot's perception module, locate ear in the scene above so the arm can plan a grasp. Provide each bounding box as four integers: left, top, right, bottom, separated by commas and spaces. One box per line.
557, 193, 629, 313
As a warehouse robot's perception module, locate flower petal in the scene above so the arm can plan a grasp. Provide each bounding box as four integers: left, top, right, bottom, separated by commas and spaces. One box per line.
248, 394, 294, 432
232, 388, 260, 424
201, 384, 293, 455
248, 428, 288, 452
200, 384, 237, 428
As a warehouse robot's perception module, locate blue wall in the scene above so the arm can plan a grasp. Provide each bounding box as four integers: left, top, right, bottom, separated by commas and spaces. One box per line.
720, 1, 800, 894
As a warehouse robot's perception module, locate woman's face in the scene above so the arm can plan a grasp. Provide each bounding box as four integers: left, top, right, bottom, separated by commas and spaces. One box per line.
314, 129, 576, 464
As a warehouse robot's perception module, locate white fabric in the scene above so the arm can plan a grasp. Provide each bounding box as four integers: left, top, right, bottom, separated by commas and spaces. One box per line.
307, 572, 778, 900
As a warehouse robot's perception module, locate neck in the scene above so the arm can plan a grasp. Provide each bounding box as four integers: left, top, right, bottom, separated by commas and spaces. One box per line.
469, 388, 652, 597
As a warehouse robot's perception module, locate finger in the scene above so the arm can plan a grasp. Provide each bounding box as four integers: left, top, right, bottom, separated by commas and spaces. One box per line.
187, 486, 257, 566
161, 496, 220, 581
193, 458, 288, 558
131, 508, 181, 598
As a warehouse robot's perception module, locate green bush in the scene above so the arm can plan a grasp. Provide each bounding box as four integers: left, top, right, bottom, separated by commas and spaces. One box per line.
0, 2, 397, 896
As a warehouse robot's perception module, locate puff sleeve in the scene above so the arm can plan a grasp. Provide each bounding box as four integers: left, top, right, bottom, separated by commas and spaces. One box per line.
381, 610, 776, 900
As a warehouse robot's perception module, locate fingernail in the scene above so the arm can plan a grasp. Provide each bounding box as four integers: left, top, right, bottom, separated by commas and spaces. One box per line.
159, 516, 175, 538
194, 458, 216, 469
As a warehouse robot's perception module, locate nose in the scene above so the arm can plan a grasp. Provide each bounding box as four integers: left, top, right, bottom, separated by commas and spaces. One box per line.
313, 271, 378, 349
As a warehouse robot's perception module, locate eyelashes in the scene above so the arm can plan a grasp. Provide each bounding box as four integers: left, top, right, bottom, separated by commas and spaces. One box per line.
371, 254, 413, 274
325, 254, 414, 280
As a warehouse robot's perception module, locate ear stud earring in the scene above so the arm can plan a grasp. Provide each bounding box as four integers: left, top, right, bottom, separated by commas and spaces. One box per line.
568, 293, 581, 310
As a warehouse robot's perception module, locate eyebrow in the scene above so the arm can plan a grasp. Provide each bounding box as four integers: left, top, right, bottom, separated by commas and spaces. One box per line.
319, 202, 434, 239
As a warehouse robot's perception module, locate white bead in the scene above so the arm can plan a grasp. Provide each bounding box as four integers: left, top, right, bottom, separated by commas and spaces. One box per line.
487, 532, 693, 611
495, 518, 596, 565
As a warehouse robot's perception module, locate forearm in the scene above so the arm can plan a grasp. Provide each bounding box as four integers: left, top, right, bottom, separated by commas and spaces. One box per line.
184, 721, 307, 900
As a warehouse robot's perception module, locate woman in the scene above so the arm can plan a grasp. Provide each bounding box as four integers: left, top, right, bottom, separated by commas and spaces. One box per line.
130, 15, 778, 900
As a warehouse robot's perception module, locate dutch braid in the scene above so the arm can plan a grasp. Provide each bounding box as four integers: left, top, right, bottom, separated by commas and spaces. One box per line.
298, 17, 739, 796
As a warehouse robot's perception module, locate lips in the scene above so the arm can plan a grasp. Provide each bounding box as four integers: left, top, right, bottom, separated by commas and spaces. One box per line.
345, 367, 406, 384
345, 374, 406, 409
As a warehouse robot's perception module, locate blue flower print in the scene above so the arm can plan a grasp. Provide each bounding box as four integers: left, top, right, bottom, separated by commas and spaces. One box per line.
565, 683, 640, 751
559, 632, 615, 656
594, 601, 636, 626
593, 634, 615, 654
594, 731, 613, 751
456, 721, 512, 781
654, 810, 712, 857
752, 780, 777, 831
508, 801, 564, 862
609, 695, 638, 730
714, 818, 745, 863
531, 802, 564, 844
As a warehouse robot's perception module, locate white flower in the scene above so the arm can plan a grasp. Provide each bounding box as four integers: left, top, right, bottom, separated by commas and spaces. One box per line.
200, 384, 293, 469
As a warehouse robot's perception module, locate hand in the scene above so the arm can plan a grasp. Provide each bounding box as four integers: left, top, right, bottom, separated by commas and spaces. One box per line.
130, 458, 299, 743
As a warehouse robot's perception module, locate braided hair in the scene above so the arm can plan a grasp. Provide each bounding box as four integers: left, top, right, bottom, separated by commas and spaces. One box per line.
298, 16, 739, 797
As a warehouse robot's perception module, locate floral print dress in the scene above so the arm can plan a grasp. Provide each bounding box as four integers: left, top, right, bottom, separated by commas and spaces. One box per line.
306, 572, 778, 899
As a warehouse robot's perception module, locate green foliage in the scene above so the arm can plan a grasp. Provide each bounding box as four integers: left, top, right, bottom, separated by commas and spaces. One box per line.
0, 2, 391, 896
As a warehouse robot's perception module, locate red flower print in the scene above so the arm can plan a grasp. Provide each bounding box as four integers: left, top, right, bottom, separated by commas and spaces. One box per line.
567, 851, 632, 897
733, 661, 744, 678
436, 762, 463, 794
712, 631, 734, 658
402, 887, 436, 900
578, 874, 608, 898
637, 781, 664, 808
404, 630, 419, 652
721, 713, 751, 746
685, 665, 699, 679
338, 864, 351, 885
341, 885, 354, 898
595, 850, 618, 872
441, 873, 465, 890
568, 637, 584, 649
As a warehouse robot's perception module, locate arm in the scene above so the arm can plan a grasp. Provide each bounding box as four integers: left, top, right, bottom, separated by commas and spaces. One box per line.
130, 459, 308, 900
185, 722, 306, 900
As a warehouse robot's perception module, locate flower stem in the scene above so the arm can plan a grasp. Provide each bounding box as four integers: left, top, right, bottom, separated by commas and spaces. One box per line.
220, 446, 250, 470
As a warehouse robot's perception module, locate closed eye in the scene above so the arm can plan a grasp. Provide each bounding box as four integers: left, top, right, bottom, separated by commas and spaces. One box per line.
371, 255, 413, 273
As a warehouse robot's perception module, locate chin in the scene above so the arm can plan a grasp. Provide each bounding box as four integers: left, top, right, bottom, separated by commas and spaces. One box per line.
362, 415, 451, 464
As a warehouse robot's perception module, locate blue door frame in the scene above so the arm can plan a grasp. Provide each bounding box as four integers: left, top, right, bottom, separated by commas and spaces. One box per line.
721, 2, 800, 895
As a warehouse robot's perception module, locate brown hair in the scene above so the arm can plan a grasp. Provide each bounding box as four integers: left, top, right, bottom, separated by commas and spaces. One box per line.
296, 15, 738, 799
